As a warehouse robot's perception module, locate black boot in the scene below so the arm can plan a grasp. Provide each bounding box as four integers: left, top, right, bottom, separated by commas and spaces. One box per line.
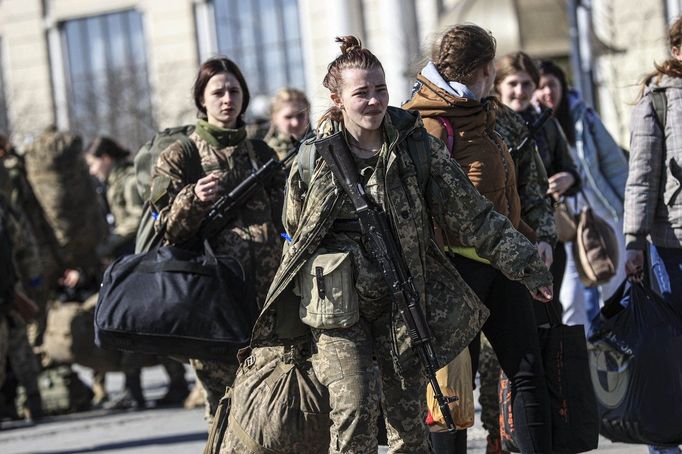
25, 393, 44, 421
155, 361, 189, 407
104, 370, 145, 411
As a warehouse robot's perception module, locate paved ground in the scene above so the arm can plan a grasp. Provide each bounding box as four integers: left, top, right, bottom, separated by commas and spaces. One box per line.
0, 365, 650, 453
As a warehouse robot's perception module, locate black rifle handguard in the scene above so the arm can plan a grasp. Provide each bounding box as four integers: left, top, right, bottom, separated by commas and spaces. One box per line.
315, 131, 459, 432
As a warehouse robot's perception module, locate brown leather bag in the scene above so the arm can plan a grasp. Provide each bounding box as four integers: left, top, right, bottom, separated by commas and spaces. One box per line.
554, 199, 578, 243
573, 207, 619, 287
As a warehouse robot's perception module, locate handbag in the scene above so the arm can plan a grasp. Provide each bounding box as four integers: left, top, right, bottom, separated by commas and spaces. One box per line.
94, 240, 258, 361
573, 203, 619, 287
425, 348, 475, 430
554, 197, 578, 243
500, 305, 599, 453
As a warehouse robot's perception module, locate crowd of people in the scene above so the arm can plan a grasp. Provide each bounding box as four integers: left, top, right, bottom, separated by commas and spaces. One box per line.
1, 16, 681, 454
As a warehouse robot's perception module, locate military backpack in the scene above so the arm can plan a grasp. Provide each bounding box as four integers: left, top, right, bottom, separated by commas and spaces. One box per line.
133, 125, 198, 253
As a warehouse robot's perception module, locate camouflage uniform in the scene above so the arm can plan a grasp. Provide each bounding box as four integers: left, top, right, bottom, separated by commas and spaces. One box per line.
251, 107, 552, 453
264, 128, 296, 161
470, 106, 558, 443
1, 150, 58, 345
152, 122, 285, 422
495, 105, 556, 247
0, 195, 43, 409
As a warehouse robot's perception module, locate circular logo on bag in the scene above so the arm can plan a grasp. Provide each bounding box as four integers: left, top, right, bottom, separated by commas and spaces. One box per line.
588, 345, 630, 408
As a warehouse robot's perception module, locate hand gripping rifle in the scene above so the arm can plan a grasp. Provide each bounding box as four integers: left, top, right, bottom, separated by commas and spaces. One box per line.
200, 142, 300, 238
507, 108, 553, 160
315, 132, 459, 432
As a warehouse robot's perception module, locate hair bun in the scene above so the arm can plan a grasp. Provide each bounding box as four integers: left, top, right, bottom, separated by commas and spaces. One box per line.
336, 35, 362, 55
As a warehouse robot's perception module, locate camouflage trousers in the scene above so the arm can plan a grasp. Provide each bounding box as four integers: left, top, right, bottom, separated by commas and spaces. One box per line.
189, 358, 238, 426
311, 313, 429, 454
0, 310, 41, 396
478, 333, 501, 437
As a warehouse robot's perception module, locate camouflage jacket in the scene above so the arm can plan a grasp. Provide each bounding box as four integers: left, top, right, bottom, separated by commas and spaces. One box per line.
251, 107, 552, 368
495, 105, 558, 246
264, 128, 296, 161
0, 193, 42, 291
1, 152, 62, 281
106, 161, 144, 239
151, 126, 286, 305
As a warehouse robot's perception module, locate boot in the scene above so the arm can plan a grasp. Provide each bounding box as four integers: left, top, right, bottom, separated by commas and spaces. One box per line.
184, 382, 206, 410
25, 393, 43, 421
155, 381, 190, 407
104, 370, 145, 411
486, 434, 509, 454
91, 371, 109, 407
155, 360, 189, 407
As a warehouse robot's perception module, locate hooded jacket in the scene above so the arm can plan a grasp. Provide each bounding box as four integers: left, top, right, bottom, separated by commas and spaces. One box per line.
625, 74, 682, 249
250, 107, 552, 369
403, 72, 537, 244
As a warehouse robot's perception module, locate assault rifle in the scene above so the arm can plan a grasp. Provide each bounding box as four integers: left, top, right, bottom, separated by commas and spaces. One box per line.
315, 132, 459, 432
201, 138, 304, 239
507, 107, 553, 160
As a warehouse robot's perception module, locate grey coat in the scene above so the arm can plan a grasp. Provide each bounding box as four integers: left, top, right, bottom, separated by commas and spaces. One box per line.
624, 75, 682, 250
568, 90, 628, 223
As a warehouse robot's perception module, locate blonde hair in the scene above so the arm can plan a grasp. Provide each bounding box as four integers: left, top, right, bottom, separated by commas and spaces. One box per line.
269, 88, 310, 118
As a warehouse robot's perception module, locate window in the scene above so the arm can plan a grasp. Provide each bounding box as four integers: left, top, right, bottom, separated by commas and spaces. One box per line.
0, 38, 9, 134
212, 0, 306, 97
61, 10, 154, 150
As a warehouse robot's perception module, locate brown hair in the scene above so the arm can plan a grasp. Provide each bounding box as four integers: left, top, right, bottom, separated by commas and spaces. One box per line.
270, 87, 310, 118
433, 24, 496, 85
494, 51, 540, 91
85, 136, 130, 160
319, 36, 384, 124
192, 57, 250, 121
640, 17, 682, 96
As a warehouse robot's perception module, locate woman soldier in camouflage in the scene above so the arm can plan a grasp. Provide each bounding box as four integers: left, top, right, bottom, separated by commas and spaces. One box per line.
150, 57, 285, 423
264, 87, 310, 160
249, 36, 554, 453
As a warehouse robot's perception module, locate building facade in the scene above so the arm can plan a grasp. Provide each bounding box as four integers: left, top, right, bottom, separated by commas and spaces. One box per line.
0, 0, 676, 150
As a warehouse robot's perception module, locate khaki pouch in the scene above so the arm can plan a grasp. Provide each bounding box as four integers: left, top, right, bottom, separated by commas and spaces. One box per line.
298, 251, 359, 329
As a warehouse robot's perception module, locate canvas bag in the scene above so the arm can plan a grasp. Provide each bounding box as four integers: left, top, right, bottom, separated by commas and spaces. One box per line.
204, 345, 331, 454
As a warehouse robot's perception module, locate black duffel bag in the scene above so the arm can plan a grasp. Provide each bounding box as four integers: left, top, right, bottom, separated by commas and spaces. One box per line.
95, 241, 258, 361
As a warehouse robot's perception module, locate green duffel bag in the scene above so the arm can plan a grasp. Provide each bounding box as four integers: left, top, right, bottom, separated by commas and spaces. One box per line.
205, 344, 331, 454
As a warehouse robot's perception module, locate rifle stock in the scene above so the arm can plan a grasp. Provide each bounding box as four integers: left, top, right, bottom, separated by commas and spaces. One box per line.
316, 132, 459, 432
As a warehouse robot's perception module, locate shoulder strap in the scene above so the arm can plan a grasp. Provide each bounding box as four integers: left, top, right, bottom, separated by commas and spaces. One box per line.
296, 139, 318, 186
649, 88, 668, 133
435, 116, 455, 154
405, 127, 431, 192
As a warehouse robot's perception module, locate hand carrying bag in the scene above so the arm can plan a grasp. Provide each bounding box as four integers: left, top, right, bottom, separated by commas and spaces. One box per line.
589, 281, 682, 445
500, 305, 599, 453
95, 240, 258, 361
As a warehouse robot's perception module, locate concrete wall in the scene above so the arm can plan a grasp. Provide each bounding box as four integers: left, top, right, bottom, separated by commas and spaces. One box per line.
592, 0, 669, 147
